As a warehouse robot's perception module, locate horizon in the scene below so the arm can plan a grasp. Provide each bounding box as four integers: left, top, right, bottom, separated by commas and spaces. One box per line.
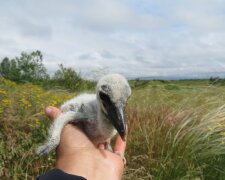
1, 50, 225, 81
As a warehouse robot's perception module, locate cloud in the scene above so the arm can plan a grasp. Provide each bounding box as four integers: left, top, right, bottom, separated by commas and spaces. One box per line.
72, 0, 163, 32
18, 21, 52, 39
0, 0, 225, 79
172, 2, 225, 32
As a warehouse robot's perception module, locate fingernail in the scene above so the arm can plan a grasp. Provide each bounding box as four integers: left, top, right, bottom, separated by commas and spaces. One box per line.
46, 107, 52, 115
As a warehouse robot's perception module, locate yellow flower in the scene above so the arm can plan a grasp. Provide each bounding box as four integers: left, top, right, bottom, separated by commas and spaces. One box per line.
35, 118, 40, 126
19, 98, 32, 109
0, 90, 7, 96
2, 98, 11, 106
0, 77, 16, 86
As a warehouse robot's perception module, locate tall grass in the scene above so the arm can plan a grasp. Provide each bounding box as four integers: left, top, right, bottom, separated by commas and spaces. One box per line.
125, 83, 225, 179
1, 78, 225, 179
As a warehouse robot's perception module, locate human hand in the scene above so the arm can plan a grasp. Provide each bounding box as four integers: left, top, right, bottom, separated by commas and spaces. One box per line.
45, 106, 127, 180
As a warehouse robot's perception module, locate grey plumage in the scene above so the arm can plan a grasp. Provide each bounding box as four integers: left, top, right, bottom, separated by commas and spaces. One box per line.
36, 73, 131, 155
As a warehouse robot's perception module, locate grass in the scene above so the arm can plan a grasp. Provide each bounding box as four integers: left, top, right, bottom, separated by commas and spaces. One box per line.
125, 80, 225, 179
1, 77, 225, 179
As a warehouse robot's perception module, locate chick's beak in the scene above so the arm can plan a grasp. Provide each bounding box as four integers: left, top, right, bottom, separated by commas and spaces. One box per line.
107, 105, 126, 141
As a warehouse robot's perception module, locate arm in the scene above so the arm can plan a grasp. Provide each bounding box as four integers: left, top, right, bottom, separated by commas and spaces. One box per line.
38, 106, 126, 180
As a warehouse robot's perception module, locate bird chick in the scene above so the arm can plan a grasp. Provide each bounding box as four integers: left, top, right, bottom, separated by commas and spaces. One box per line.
36, 73, 131, 155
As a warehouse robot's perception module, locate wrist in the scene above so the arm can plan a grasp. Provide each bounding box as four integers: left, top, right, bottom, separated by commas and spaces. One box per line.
56, 149, 96, 179
55, 148, 123, 180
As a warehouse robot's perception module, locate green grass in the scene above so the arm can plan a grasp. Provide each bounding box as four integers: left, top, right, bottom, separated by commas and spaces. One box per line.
1, 78, 225, 179
125, 80, 225, 179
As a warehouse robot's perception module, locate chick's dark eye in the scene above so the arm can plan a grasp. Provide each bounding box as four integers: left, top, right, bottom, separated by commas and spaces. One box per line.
99, 92, 110, 103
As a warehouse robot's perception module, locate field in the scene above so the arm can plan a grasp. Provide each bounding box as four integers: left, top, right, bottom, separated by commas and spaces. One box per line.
1, 77, 225, 179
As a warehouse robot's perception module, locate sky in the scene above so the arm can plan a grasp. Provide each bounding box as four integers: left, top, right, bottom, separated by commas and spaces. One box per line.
0, 0, 225, 79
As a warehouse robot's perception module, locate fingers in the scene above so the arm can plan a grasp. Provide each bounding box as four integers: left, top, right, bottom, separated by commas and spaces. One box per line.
114, 126, 128, 156
45, 106, 61, 121
113, 135, 126, 157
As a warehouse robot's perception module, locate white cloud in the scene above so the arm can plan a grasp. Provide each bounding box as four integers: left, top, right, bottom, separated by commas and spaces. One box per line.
0, 0, 225, 79
72, 0, 163, 31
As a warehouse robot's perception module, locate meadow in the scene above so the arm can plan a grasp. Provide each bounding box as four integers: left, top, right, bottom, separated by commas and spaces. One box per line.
0, 77, 225, 179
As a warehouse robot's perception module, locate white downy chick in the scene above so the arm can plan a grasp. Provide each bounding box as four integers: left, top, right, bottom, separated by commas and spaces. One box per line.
37, 74, 131, 155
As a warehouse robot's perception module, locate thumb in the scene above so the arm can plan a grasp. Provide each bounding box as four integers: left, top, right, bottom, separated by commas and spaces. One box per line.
113, 126, 128, 156
45, 106, 61, 121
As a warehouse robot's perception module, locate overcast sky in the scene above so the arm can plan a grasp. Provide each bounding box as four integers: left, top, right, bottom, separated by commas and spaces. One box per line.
0, 0, 225, 79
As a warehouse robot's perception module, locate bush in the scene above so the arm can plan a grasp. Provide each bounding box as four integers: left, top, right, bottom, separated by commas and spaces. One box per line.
164, 84, 180, 90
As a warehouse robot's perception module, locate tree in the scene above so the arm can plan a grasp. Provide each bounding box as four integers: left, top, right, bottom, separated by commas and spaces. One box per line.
0, 57, 11, 78
53, 64, 82, 90
209, 76, 221, 85
0, 51, 49, 82
9, 59, 20, 81
16, 50, 49, 81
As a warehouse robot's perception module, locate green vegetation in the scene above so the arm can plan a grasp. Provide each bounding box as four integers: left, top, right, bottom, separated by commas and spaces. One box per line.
0, 51, 49, 82
0, 51, 96, 92
1, 51, 225, 179
126, 80, 225, 180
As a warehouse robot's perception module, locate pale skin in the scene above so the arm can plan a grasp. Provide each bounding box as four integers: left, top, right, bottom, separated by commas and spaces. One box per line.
45, 106, 127, 180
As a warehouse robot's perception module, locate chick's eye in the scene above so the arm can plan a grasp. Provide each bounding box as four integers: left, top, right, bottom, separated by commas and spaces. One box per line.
99, 92, 111, 103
